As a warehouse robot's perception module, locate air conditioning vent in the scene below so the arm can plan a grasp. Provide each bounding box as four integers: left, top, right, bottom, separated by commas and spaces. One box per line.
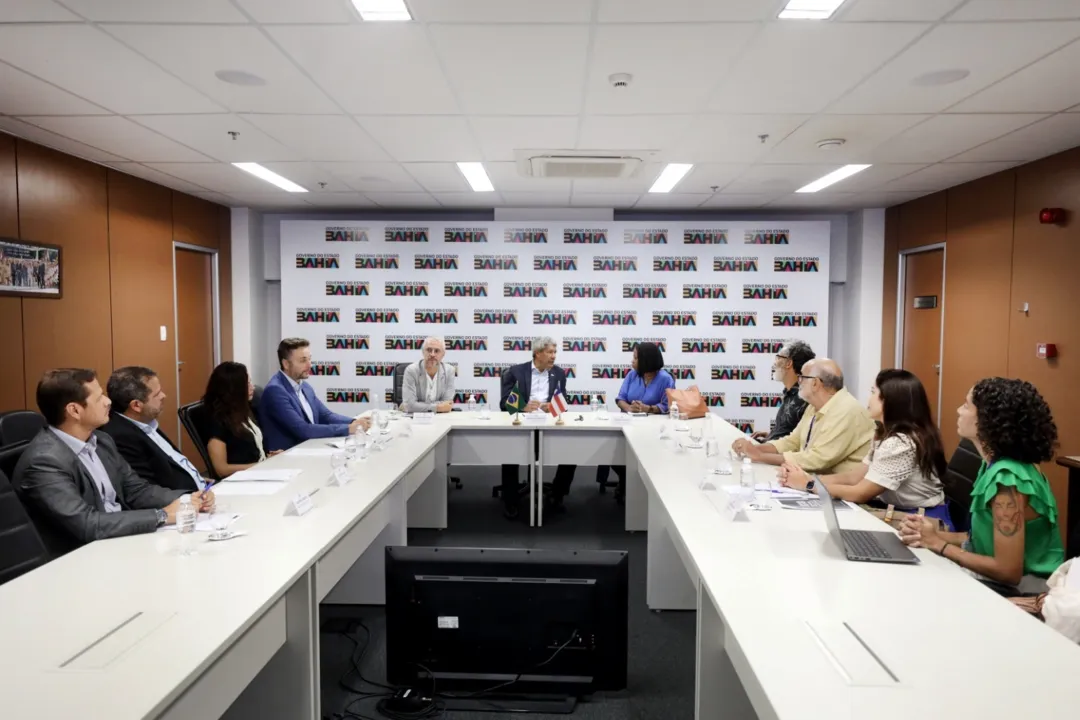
516, 150, 644, 179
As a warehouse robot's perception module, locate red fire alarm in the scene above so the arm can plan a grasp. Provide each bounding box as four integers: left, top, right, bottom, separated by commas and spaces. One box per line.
1039, 208, 1066, 224
1037, 343, 1058, 359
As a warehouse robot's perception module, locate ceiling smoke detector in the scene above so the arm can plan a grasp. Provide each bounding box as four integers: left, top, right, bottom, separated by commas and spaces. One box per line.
608, 73, 633, 89
816, 138, 847, 150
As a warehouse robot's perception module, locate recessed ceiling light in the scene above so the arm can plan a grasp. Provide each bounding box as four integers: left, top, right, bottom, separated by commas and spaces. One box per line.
214, 69, 266, 86
797, 164, 870, 193
912, 69, 971, 87
648, 163, 694, 194
232, 163, 308, 192
778, 0, 846, 20
351, 0, 412, 22
456, 162, 494, 192
816, 138, 847, 151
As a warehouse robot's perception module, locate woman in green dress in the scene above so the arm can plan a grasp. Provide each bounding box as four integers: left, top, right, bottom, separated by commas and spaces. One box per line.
900, 377, 1064, 590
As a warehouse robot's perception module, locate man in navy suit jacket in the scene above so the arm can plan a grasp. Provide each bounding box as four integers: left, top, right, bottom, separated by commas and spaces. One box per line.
498, 337, 577, 520
259, 338, 371, 451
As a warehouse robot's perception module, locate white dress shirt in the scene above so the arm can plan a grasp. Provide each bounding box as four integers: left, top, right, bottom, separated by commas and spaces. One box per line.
282, 371, 315, 423
49, 427, 121, 512
530, 365, 551, 403
424, 367, 439, 405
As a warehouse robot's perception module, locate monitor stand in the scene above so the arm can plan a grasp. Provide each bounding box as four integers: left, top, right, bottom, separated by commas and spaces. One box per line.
441, 693, 577, 714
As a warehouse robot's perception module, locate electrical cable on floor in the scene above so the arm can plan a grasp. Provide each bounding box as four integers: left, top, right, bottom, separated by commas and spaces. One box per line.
438, 630, 580, 701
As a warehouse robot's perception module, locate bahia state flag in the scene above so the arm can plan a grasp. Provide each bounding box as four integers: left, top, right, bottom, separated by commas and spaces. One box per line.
548, 389, 568, 419
505, 382, 528, 414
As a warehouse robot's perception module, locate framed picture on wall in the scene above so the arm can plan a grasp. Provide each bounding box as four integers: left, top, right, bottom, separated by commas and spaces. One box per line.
0, 238, 62, 299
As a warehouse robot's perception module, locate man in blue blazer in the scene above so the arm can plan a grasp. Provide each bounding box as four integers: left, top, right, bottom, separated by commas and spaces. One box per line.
498, 336, 577, 519
259, 338, 371, 451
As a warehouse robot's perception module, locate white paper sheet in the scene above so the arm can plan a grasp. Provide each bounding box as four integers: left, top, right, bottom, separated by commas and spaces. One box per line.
287, 448, 338, 457
157, 513, 243, 532
225, 468, 302, 482
213, 482, 284, 497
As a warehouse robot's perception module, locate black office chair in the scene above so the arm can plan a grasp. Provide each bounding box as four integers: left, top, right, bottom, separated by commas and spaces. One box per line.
178, 401, 218, 481
250, 385, 264, 416
392, 363, 410, 409
0, 410, 46, 447
0, 453, 50, 585
942, 438, 981, 533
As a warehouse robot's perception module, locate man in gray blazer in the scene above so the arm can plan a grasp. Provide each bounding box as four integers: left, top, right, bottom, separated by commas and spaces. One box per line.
14, 368, 214, 556
400, 337, 456, 413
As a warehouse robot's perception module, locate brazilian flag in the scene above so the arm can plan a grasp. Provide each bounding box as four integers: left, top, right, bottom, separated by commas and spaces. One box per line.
505, 382, 528, 414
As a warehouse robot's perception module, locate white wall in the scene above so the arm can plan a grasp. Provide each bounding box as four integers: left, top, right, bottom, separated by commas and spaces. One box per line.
837, 209, 885, 402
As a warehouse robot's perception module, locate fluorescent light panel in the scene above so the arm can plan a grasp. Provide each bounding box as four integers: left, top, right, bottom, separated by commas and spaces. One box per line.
648, 163, 693, 194
456, 162, 494, 192
779, 0, 845, 19
232, 162, 308, 193
796, 164, 871, 193
351, 0, 412, 21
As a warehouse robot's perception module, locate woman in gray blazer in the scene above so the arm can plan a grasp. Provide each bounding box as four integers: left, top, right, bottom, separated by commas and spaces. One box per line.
401, 337, 456, 413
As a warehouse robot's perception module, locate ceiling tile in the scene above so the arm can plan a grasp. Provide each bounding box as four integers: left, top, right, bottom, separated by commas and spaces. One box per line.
848, 190, 931, 208
571, 163, 666, 194
192, 191, 235, 206
58, 0, 247, 22
832, 22, 1080, 114
21, 116, 211, 162
0, 25, 221, 114
869, 114, 1047, 163
500, 191, 572, 206
485, 162, 572, 193
699, 193, 779, 208
767, 193, 858, 209
365, 192, 443, 208
242, 114, 391, 162
130, 114, 301, 162
269, 25, 458, 114
430, 25, 589, 115
411, 0, 592, 22
316, 162, 424, 192
433, 192, 502, 207
674, 115, 811, 163
0, 0, 79, 21
708, 22, 928, 114
570, 193, 641, 208
839, 0, 964, 21
598, 0, 775, 22
403, 163, 472, 193
949, 40, 1080, 113
103, 25, 338, 114
577, 115, 695, 150
586, 25, 755, 114
633, 193, 712, 208
947, 114, 1080, 162
300, 192, 377, 208
222, 191, 314, 209
143, 162, 293, 193
234, 0, 354, 23
765, 114, 930, 164
469, 116, 580, 161
0, 116, 126, 162
844, 164, 931, 190
258, 162, 352, 192
677, 163, 747, 193
356, 116, 479, 162
881, 162, 1019, 192
950, 0, 1080, 21
722, 164, 837, 194
0, 62, 111, 115
104, 162, 214, 194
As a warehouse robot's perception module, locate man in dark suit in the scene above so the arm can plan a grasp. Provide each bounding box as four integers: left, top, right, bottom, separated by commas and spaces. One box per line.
259, 338, 371, 452
101, 366, 207, 491
14, 368, 213, 556
499, 336, 577, 520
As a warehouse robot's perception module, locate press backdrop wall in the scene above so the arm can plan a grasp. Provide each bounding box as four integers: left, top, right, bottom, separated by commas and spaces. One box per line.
279, 219, 830, 435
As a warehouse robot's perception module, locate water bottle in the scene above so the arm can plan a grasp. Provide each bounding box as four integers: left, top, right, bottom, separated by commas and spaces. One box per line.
478, 397, 490, 419
467, 394, 477, 414
669, 401, 679, 419
590, 394, 600, 414
740, 456, 754, 491
176, 494, 196, 556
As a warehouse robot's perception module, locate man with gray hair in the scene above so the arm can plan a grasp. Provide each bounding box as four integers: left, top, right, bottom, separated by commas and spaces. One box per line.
754, 339, 815, 442
498, 336, 577, 519
400, 336, 456, 413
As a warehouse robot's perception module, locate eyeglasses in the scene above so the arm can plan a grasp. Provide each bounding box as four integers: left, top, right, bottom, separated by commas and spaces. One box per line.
796, 374, 820, 384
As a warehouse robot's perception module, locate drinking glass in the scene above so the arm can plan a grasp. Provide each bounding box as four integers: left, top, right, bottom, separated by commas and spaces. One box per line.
688, 423, 703, 447
210, 500, 232, 539
344, 432, 357, 460
705, 437, 721, 473
377, 410, 391, 435
675, 412, 690, 432
331, 451, 348, 473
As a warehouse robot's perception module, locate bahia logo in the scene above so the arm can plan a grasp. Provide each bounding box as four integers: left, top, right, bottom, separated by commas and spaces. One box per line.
534, 310, 577, 325
593, 310, 637, 326
473, 363, 510, 378
327, 335, 370, 350
309, 361, 341, 376
564, 229, 608, 244
475, 255, 519, 271
711, 366, 757, 381
534, 255, 578, 271
325, 226, 369, 242
503, 337, 531, 352
355, 254, 400, 270
355, 309, 399, 323
701, 392, 726, 408
743, 284, 789, 300
386, 282, 429, 297
564, 337, 607, 352
326, 281, 370, 296
296, 253, 339, 269
623, 284, 667, 299
297, 307, 340, 323
415, 309, 459, 324
682, 338, 727, 353
592, 365, 631, 380
565, 283, 608, 299
415, 255, 460, 271
622, 338, 667, 353
741, 393, 784, 408
682, 284, 727, 300
624, 229, 668, 244
729, 418, 756, 434
326, 388, 370, 403
504, 283, 547, 298
653, 256, 698, 272
666, 365, 696, 380
713, 311, 757, 327
385, 335, 425, 351
504, 228, 548, 243
562, 363, 578, 379
445, 228, 488, 243
445, 282, 489, 298
565, 390, 605, 405
742, 339, 785, 354
445, 336, 488, 352
594, 256, 638, 272
653, 311, 697, 327
773, 312, 818, 327
453, 390, 489, 404
684, 229, 728, 244
774, 256, 820, 272
355, 362, 397, 377
744, 229, 790, 245
385, 227, 429, 242
476, 309, 518, 325
713, 257, 759, 272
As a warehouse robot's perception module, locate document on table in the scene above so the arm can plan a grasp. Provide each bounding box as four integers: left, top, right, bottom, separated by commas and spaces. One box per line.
287, 448, 338, 457
776, 497, 854, 511
721, 484, 810, 499
225, 468, 302, 482
157, 512, 243, 532
213, 483, 285, 497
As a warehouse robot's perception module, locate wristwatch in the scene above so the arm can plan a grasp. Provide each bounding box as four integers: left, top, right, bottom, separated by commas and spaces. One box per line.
805, 476, 818, 492
155, 508, 168, 527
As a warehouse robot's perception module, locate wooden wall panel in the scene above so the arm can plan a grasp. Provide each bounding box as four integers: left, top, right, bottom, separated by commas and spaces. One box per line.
173, 192, 221, 249
898, 192, 947, 251
218, 205, 233, 361
16, 142, 112, 400
107, 170, 181, 441
880, 205, 900, 367
0, 134, 25, 410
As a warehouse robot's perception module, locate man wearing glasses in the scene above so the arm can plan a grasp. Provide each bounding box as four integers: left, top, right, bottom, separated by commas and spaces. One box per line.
753, 339, 815, 442
732, 358, 873, 474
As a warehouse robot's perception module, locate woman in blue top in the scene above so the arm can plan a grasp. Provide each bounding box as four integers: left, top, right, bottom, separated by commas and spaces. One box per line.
598, 342, 676, 502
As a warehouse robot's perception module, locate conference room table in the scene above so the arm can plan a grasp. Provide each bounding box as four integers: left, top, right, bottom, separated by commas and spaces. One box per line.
1, 411, 1079, 720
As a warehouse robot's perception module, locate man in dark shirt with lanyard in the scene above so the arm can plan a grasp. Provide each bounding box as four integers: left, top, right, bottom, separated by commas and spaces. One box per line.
754, 340, 816, 442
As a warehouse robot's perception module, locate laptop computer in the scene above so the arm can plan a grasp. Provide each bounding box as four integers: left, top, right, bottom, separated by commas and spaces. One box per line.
819, 483, 919, 564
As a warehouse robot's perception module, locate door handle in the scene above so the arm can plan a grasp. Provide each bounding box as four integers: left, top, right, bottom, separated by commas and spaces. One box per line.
932, 364, 941, 374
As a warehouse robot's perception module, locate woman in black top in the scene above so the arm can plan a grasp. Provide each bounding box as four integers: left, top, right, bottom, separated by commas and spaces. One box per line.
202, 362, 278, 478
